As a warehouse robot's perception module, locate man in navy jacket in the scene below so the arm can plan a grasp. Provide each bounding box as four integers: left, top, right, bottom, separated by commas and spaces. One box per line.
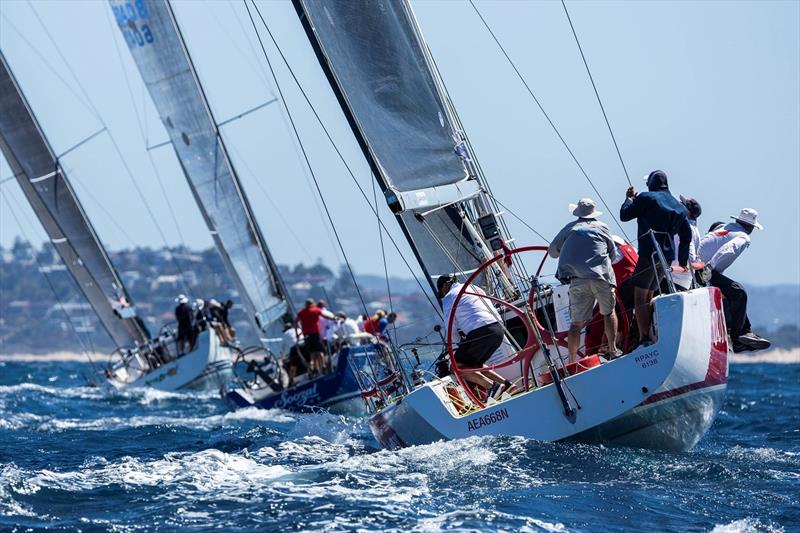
620, 170, 691, 346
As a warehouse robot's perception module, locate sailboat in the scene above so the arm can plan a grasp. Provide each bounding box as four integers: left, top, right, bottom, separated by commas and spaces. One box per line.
110, 0, 380, 413
289, 0, 728, 451
0, 50, 233, 391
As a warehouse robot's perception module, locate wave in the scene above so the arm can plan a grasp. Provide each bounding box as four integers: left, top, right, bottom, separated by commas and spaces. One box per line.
710, 518, 785, 533
731, 348, 800, 364
0, 381, 221, 405
1, 449, 290, 497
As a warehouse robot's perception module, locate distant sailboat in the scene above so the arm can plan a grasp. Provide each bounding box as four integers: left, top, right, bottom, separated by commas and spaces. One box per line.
292, 0, 728, 451
0, 50, 233, 391
110, 0, 380, 412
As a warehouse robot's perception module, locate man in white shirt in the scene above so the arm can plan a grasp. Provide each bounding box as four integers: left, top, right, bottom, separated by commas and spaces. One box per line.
438, 275, 509, 396
698, 208, 770, 353
670, 196, 703, 291
279, 322, 306, 386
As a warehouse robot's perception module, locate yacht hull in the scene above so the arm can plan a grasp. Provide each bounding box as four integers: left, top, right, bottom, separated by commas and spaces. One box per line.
107, 329, 234, 392
369, 288, 728, 452
226, 344, 375, 414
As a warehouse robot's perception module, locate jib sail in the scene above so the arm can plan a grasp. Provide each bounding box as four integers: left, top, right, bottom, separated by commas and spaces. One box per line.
0, 50, 150, 348
110, 0, 293, 337
293, 0, 486, 297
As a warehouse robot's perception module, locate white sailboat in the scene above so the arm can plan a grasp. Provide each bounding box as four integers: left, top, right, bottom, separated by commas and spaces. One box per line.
0, 50, 233, 392
110, 0, 380, 412
290, 0, 729, 451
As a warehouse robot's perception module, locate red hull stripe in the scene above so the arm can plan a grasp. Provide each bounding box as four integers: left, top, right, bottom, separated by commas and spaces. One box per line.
643, 288, 729, 406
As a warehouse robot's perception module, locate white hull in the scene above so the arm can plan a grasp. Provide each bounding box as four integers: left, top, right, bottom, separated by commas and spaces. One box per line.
370, 287, 729, 452
107, 329, 234, 392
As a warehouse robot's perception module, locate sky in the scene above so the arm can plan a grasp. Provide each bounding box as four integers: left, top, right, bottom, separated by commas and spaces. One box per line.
0, 0, 798, 288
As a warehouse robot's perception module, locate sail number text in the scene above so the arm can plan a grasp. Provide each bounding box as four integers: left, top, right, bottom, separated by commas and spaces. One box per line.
635, 350, 659, 369
111, 0, 155, 49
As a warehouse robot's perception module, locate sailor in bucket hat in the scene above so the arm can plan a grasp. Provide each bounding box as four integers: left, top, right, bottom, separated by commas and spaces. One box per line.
698, 207, 770, 352
549, 197, 621, 361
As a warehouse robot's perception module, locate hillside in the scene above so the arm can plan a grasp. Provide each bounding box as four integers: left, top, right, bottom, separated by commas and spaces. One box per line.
0, 240, 797, 354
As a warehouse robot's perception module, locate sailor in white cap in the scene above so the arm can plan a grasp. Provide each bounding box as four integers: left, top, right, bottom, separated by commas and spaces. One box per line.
698, 208, 770, 352
549, 198, 621, 361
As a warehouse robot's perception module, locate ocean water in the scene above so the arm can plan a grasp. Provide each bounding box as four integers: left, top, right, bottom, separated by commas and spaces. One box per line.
0, 361, 797, 532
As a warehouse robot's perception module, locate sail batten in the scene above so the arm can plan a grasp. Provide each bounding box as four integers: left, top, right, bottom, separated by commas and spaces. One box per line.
0, 51, 150, 348
111, 0, 292, 337
293, 0, 485, 296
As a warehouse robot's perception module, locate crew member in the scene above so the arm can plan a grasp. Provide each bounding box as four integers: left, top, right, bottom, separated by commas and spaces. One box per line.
549, 198, 620, 361
296, 299, 336, 375
438, 275, 510, 399
280, 322, 305, 386
698, 208, 771, 353
620, 170, 691, 347
584, 235, 638, 355
174, 294, 193, 355
670, 195, 703, 291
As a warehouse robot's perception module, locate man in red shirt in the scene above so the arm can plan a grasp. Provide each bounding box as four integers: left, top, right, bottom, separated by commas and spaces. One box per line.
584, 236, 638, 355
296, 299, 335, 375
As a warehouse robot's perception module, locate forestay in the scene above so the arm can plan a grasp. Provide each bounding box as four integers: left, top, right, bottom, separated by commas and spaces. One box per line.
110, 0, 291, 337
0, 51, 150, 348
294, 0, 485, 296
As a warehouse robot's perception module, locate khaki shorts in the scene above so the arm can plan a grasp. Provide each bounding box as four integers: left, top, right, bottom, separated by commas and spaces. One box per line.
568, 278, 616, 323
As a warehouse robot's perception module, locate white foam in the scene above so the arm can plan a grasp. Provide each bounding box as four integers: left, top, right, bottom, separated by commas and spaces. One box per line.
14, 449, 289, 496
1, 406, 293, 433
710, 518, 785, 533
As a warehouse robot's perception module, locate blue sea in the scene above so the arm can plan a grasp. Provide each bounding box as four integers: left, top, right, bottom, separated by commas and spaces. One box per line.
0, 360, 797, 532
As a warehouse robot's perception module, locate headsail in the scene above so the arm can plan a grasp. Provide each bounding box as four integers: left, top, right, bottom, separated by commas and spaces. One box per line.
293, 0, 487, 296
109, 0, 293, 337
0, 50, 150, 348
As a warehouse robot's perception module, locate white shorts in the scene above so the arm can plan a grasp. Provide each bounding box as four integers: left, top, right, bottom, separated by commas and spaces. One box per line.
568, 278, 616, 323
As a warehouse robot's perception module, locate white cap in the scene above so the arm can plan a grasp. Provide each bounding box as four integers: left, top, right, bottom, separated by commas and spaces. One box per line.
175, 294, 188, 304
569, 198, 602, 219
731, 208, 763, 230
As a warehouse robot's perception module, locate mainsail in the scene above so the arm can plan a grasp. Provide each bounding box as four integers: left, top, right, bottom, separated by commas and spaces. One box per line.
293, 0, 487, 296
109, 0, 293, 337
0, 50, 150, 348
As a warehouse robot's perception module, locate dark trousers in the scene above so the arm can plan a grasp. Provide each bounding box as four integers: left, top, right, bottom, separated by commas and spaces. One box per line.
710, 269, 751, 338
454, 323, 504, 368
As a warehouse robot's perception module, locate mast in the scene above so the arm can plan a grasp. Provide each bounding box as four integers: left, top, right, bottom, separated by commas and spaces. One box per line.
292, 0, 507, 301
0, 50, 150, 348
109, 0, 295, 339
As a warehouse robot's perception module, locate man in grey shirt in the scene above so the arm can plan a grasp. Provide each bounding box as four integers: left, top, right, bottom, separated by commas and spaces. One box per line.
548, 198, 620, 362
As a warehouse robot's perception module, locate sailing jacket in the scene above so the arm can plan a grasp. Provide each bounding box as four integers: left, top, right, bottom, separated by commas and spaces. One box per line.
619, 181, 691, 266
548, 218, 617, 286
698, 222, 751, 274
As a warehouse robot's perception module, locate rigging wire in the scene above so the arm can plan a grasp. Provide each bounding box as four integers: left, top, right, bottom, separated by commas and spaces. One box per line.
102, 5, 194, 284
467, 0, 629, 241
561, 0, 632, 187
26, 1, 191, 293
225, 2, 345, 267
483, 191, 551, 244
244, 0, 442, 317
0, 189, 102, 379
371, 173, 397, 340
243, 0, 370, 317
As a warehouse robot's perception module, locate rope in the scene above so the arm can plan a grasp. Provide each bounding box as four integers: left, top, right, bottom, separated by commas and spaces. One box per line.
467, 0, 629, 241
372, 173, 398, 342
243, 0, 442, 317
103, 6, 194, 267
0, 189, 101, 378
24, 3, 190, 293
243, 0, 370, 318
561, 0, 632, 187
